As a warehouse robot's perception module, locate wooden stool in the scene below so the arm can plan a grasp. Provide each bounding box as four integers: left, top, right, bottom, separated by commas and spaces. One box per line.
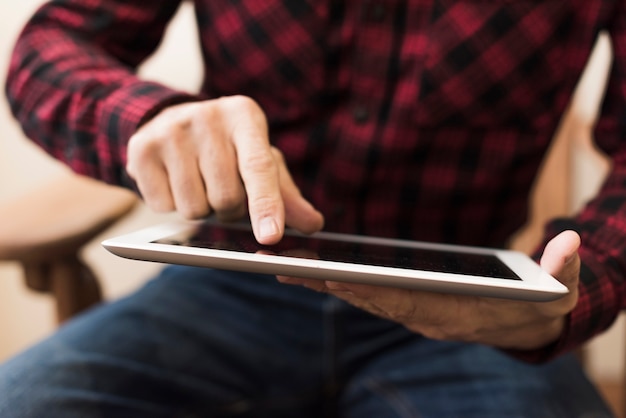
0, 174, 137, 323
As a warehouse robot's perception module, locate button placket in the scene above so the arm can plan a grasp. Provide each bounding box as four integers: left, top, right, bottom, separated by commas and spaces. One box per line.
351, 104, 370, 124
348, 2, 397, 128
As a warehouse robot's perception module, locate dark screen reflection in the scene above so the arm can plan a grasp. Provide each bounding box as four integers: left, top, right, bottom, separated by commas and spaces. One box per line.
154, 222, 521, 280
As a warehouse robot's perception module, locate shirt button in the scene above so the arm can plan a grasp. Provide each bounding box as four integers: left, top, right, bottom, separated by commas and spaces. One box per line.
352, 105, 370, 124
366, 3, 387, 22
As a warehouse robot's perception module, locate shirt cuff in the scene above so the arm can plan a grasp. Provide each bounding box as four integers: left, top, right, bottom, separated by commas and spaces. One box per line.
100, 79, 202, 156
98, 79, 204, 187
504, 246, 620, 363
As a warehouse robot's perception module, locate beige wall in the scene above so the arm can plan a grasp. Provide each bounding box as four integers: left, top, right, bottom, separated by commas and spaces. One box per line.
0, 0, 62, 359
0, 0, 623, 383
0, 0, 201, 359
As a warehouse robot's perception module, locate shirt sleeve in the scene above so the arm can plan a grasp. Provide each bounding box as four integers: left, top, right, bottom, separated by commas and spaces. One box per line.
5, 0, 202, 187
511, 3, 626, 363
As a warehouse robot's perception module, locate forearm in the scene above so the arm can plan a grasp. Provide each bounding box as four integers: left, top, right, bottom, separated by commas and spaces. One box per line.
5, 0, 198, 186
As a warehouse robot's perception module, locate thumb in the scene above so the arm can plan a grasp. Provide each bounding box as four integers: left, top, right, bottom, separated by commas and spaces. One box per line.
540, 230, 581, 290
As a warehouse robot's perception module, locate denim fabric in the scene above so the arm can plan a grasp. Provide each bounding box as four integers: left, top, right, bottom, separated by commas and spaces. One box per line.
0, 266, 614, 417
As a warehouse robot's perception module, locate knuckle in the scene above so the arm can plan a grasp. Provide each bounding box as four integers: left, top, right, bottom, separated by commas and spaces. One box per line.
211, 190, 245, 213
170, 118, 193, 135
125, 161, 138, 179
270, 146, 285, 164
146, 197, 174, 214
166, 129, 194, 151
223, 95, 267, 127
243, 152, 277, 175
248, 194, 280, 216
178, 202, 210, 220
128, 133, 162, 162
227, 95, 260, 111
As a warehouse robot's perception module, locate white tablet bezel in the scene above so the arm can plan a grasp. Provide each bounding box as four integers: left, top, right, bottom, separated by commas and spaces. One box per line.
101, 219, 568, 302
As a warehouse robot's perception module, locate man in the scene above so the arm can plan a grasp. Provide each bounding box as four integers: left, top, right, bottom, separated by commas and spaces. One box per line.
1, 0, 623, 416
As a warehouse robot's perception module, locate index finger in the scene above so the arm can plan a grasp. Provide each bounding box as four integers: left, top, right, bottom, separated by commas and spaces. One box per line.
229, 109, 284, 245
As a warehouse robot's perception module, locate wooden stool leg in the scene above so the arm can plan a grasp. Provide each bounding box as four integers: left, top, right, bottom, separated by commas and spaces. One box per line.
49, 256, 102, 323
21, 256, 102, 323
22, 262, 52, 292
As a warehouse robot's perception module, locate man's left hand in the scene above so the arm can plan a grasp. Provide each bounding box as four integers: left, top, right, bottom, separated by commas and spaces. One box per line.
277, 230, 580, 350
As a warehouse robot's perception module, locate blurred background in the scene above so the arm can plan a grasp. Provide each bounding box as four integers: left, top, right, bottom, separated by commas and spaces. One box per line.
0, 0, 202, 359
0, 0, 623, 413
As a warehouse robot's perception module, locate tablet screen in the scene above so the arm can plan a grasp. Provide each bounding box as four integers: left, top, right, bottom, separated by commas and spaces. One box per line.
154, 223, 521, 280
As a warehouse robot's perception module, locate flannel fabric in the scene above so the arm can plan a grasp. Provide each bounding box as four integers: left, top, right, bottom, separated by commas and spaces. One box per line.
6, 0, 626, 362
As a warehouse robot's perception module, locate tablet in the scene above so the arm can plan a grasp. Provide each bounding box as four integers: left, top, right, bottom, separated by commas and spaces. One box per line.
101, 219, 568, 301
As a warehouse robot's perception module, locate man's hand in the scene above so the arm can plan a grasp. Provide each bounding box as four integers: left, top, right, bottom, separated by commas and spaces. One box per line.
126, 96, 324, 244
278, 230, 581, 350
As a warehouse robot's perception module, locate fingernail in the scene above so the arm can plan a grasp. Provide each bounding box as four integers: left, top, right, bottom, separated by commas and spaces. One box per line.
259, 217, 279, 240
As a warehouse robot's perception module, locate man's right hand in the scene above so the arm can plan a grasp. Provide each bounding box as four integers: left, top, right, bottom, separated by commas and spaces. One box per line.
126, 95, 324, 245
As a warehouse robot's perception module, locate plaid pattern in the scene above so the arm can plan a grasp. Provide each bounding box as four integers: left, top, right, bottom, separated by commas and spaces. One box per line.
5, 0, 626, 361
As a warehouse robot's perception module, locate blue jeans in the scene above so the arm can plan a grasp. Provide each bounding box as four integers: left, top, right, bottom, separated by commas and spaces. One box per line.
0, 266, 614, 417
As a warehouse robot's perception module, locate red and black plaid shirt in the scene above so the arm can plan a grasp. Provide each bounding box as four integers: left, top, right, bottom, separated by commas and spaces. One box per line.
6, 0, 626, 362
